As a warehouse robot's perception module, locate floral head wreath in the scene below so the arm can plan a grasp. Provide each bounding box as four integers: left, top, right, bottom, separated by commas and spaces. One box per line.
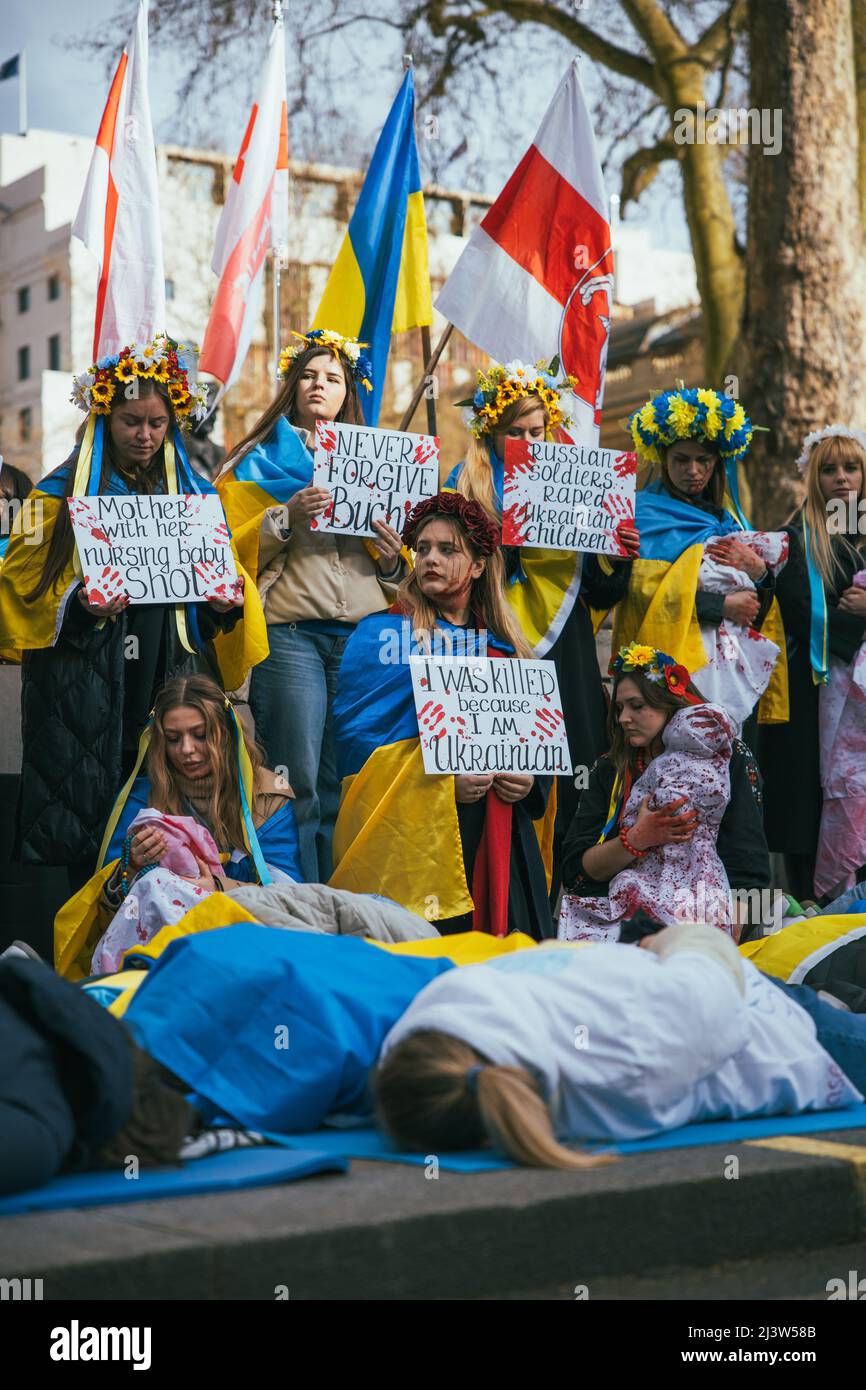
627, 386, 753, 468
70, 334, 209, 425
278, 329, 373, 393
402, 491, 501, 556
611, 642, 701, 703
455, 357, 575, 439
795, 424, 866, 476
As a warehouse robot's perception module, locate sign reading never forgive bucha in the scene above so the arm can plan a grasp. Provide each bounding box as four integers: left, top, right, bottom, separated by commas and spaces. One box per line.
311, 420, 439, 537
409, 655, 572, 775
68, 493, 240, 605
502, 438, 637, 555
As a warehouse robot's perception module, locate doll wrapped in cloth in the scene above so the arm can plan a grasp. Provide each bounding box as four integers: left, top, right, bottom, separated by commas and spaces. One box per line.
558, 704, 735, 943
695, 530, 788, 731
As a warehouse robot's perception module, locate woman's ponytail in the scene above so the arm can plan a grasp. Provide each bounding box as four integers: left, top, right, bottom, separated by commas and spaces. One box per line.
374, 1029, 612, 1172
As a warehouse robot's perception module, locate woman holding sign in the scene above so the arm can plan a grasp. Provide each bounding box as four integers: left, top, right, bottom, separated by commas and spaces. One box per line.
0, 338, 255, 890
445, 359, 639, 890
331, 491, 556, 939
218, 330, 407, 884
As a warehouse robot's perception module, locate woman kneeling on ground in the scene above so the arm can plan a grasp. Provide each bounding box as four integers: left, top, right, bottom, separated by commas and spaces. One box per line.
55, 673, 303, 978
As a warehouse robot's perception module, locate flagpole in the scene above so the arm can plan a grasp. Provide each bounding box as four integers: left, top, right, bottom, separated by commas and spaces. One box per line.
18, 50, 27, 136
402, 51, 437, 436
399, 321, 453, 431
271, 0, 285, 382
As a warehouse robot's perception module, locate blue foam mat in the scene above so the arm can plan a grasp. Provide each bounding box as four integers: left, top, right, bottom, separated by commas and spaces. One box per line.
0, 1146, 348, 1216
276, 1103, 866, 1171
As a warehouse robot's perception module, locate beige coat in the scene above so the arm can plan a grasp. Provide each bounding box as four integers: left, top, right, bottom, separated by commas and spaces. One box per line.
258, 508, 402, 626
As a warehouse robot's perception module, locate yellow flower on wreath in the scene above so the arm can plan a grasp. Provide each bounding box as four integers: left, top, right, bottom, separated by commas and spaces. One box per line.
620, 642, 656, 669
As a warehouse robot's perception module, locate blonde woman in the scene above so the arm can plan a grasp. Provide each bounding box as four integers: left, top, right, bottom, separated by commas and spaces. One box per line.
446, 361, 640, 891
331, 492, 555, 939
218, 330, 406, 883
374, 924, 862, 1168
758, 429, 866, 899
55, 674, 302, 979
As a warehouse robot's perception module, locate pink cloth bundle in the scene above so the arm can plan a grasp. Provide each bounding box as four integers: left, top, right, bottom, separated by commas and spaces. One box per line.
127, 808, 222, 879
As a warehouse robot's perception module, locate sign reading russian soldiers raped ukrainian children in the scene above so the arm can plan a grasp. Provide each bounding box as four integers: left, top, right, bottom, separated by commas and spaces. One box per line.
310, 421, 439, 537
67, 494, 241, 605
502, 438, 637, 556
409, 656, 572, 776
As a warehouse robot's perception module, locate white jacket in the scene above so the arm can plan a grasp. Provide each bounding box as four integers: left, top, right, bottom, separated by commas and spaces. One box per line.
381, 931, 862, 1142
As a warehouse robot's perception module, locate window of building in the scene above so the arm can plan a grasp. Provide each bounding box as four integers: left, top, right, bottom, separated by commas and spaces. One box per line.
19, 407, 32, 442
17, 285, 30, 313
18, 346, 30, 380
48, 334, 61, 371
165, 279, 175, 300
48, 274, 61, 301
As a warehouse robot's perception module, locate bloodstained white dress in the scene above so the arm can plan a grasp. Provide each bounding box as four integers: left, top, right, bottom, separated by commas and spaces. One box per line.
695, 530, 788, 733
815, 569, 866, 896
558, 703, 735, 942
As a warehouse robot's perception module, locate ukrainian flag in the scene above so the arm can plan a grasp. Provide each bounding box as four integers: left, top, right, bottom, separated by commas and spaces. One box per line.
312, 66, 433, 425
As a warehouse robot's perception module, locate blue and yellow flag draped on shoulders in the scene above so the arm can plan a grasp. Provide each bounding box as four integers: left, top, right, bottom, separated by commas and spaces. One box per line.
311, 65, 432, 425
330, 610, 476, 920
611, 479, 788, 722
444, 453, 583, 656
216, 416, 312, 590
0, 414, 266, 689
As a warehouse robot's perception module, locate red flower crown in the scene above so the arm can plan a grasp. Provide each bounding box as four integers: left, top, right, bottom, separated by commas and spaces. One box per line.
403, 491, 501, 556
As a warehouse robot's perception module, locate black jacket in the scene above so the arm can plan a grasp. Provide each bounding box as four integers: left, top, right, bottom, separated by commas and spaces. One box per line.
18, 590, 240, 867
561, 740, 771, 896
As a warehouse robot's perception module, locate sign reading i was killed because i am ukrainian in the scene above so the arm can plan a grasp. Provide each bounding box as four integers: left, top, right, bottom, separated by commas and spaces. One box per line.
67, 493, 240, 606
409, 655, 573, 776
502, 438, 637, 556
311, 420, 439, 537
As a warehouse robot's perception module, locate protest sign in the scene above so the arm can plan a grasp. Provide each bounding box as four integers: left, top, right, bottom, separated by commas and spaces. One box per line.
502, 438, 637, 555
68, 493, 240, 605
311, 420, 439, 537
409, 655, 572, 776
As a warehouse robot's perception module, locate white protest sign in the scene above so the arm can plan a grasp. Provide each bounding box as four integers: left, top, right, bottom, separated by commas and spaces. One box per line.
409, 655, 572, 776
502, 438, 637, 555
310, 420, 439, 537
67, 493, 240, 606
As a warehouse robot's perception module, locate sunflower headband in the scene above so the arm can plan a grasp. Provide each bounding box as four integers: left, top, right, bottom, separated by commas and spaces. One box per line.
456, 357, 575, 439
70, 334, 209, 425
628, 386, 753, 468
278, 329, 373, 393
612, 642, 700, 702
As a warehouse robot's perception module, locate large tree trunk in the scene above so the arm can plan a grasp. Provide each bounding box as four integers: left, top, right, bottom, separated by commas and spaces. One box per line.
741, 0, 866, 526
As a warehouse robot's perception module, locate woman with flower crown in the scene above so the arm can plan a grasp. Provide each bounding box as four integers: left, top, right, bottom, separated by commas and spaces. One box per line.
560, 642, 771, 940
614, 386, 788, 747
445, 359, 640, 891
0, 337, 258, 892
757, 428, 866, 900
217, 330, 407, 883
330, 492, 555, 939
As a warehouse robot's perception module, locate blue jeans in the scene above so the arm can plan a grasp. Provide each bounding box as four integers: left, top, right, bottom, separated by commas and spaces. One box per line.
250, 623, 351, 883
769, 976, 866, 1094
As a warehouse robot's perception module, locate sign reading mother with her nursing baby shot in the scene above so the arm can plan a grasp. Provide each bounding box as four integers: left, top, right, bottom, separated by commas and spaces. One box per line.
310, 421, 439, 538
502, 438, 637, 556
67, 493, 240, 606
409, 655, 573, 776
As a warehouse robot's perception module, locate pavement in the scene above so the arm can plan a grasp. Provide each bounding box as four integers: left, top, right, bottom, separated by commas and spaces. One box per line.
3, 1126, 866, 1300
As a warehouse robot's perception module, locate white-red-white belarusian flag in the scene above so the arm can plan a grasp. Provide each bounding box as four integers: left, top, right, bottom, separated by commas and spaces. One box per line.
436, 60, 612, 442
72, 0, 165, 360
199, 22, 289, 395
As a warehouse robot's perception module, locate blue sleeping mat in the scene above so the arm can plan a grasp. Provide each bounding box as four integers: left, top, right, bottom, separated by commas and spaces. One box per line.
275, 1102, 866, 1171
0, 1146, 348, 1216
